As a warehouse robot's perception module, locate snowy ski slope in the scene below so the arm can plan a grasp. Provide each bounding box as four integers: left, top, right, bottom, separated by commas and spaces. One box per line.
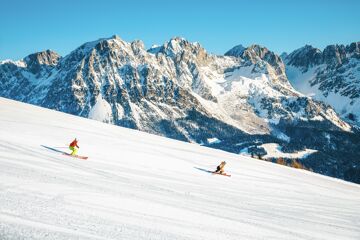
0, 97, 359, 240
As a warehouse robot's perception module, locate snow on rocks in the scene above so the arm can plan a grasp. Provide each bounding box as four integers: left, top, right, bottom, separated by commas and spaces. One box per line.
260, 143, 317, 159
206, 138, 221, 144
88, 96, 113, 123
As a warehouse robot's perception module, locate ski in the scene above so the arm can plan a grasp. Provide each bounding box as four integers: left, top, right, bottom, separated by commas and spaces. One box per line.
212, 172, 231, 177
63, 153, 88, 160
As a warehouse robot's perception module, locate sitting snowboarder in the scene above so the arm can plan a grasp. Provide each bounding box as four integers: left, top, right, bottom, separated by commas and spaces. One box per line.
214, 161, 226, 174
69, 138, 80, 156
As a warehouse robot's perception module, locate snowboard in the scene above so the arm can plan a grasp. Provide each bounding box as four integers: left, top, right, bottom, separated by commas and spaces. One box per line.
212, 172, 231, 177
63, 153, 88, 160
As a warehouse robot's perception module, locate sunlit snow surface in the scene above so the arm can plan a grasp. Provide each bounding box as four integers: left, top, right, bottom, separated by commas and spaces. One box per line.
0, 97, 359, 240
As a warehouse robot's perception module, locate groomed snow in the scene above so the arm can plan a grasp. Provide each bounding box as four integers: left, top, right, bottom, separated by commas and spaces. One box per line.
0, 97, 359, 240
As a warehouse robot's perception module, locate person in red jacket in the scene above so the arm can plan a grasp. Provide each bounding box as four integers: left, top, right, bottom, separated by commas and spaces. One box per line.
69, 138, 79, 156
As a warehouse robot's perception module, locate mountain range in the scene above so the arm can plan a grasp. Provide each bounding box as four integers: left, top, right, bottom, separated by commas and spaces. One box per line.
283, 42, 360, 125
0, 35, 359, 183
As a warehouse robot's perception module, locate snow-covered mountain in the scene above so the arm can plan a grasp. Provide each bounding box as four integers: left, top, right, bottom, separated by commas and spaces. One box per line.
0, 36, 350, 133
0, 36, 359, 183
1, 97, 360, 240
283, 42, 360, 125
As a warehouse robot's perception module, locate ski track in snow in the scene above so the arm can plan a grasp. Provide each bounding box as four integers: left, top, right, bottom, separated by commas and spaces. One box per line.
0, 97, 359, 240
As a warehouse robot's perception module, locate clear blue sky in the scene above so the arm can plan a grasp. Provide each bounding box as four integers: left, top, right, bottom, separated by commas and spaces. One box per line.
1, 0, 359, 60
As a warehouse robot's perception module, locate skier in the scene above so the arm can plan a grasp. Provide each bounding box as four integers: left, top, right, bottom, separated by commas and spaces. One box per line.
214, 161, 226, 174
69, 138, 80, 156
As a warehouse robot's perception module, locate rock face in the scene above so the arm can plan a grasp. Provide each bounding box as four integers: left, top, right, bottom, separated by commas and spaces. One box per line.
285, 45, 323, 70
1, 36, 359, 183
25, 50, 61, 74
283, 42, 360, 125
226, 44, 290, 87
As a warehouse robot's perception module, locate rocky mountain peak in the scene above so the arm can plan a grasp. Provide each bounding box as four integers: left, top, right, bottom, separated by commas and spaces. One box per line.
346, 42, 360, 55
286, 42, 360, 70
246, 45, 284, 68
94, 36, 131, 53
224, 44, 246, 57
280, 52, 288, 60
225, 43, 289, 86
24, 50, 60, 73
323, 44, 347, 65
226, 44, 284, 68
243, 44, 270, 61
149, 37, 210, 66
284, 41, 360, 127
131, 39, 145, 52
110, 34, 121, 41
159, 37, 204, 55
59, 36, 133, 70
284, 45, 322, 70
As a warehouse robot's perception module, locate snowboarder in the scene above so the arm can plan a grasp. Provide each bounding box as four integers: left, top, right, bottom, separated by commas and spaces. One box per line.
69, 138, 79, 156
214, 161, 226, 174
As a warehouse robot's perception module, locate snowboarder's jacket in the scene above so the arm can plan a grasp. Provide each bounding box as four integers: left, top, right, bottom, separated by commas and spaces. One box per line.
70, 139, 79, 148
